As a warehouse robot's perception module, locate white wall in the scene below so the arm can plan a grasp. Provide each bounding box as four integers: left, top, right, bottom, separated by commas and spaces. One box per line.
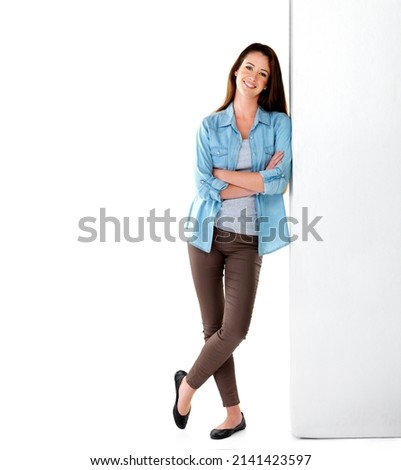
290, 0, 401, 438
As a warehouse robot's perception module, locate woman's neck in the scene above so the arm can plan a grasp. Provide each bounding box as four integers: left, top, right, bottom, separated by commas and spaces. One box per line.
233, 95, 258, 120
233, 95, 259, 139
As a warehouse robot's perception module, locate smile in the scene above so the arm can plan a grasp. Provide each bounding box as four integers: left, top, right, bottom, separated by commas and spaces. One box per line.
243, 80, 257, 89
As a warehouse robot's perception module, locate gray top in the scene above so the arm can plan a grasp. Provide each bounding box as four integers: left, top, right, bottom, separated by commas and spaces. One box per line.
214, 139, 258, 235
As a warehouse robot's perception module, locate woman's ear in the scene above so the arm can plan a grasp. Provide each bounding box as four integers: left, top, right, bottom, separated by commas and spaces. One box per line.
234, 71, 238, 76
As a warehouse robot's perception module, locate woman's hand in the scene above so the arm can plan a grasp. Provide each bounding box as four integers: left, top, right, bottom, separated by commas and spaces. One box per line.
266, 150, 284, 170
213, 168, 224, 179
213, 150, 284, 179
213, 168, 227, 181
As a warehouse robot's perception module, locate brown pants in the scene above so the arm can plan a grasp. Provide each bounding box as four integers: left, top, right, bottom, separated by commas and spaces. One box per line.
186, 228, 263, 407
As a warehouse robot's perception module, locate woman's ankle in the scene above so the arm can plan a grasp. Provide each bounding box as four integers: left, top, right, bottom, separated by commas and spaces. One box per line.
177, 377, 195, 415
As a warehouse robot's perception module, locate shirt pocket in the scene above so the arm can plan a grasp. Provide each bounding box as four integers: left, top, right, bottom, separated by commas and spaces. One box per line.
210, 147, 228, 169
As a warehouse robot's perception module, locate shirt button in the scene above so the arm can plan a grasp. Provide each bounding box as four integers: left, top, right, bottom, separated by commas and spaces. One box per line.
217, 151, 220, 155
201, 180, 205, 183
250, 135, 253, 139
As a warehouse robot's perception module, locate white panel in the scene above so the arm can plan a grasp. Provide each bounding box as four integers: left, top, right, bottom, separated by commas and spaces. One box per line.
290, 0, 401, 437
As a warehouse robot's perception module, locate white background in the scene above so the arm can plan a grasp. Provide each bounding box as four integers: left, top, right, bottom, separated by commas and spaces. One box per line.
1, 1, 400, 469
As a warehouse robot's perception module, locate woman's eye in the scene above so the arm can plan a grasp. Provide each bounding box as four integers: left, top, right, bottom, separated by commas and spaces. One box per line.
260, 72, 268, 78
245, 65, 253, 71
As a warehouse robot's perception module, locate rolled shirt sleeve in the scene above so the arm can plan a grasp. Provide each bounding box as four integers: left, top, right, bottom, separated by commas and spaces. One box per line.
195, 118, 228, 202
259, 114, 292, 195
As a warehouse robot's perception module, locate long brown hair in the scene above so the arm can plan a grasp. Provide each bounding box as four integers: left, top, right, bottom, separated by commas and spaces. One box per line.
216, 43, 288, 115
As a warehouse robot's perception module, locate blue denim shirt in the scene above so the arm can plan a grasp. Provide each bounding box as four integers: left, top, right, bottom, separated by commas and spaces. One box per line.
186, 102, 292, 256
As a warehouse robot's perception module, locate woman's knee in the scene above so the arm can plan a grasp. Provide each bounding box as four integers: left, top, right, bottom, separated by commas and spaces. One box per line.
218, 324, 249, 346
202, 323, 221, 341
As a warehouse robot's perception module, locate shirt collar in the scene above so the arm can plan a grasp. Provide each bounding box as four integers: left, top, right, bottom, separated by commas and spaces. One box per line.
217, 102, 272, 128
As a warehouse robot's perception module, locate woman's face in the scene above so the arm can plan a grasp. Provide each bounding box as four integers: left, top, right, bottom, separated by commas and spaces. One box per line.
235, 51, 270, 98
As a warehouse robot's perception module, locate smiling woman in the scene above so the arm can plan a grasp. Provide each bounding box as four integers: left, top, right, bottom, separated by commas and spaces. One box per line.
173, 43, 292, 440
235, 53, 270, 102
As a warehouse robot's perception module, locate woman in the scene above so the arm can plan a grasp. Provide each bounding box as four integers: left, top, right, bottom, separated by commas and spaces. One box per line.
173, 43, 292, 439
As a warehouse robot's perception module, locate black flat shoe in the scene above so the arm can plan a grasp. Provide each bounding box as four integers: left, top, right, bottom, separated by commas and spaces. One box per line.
173, 370, 191, 429
210, 413, 246, 440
